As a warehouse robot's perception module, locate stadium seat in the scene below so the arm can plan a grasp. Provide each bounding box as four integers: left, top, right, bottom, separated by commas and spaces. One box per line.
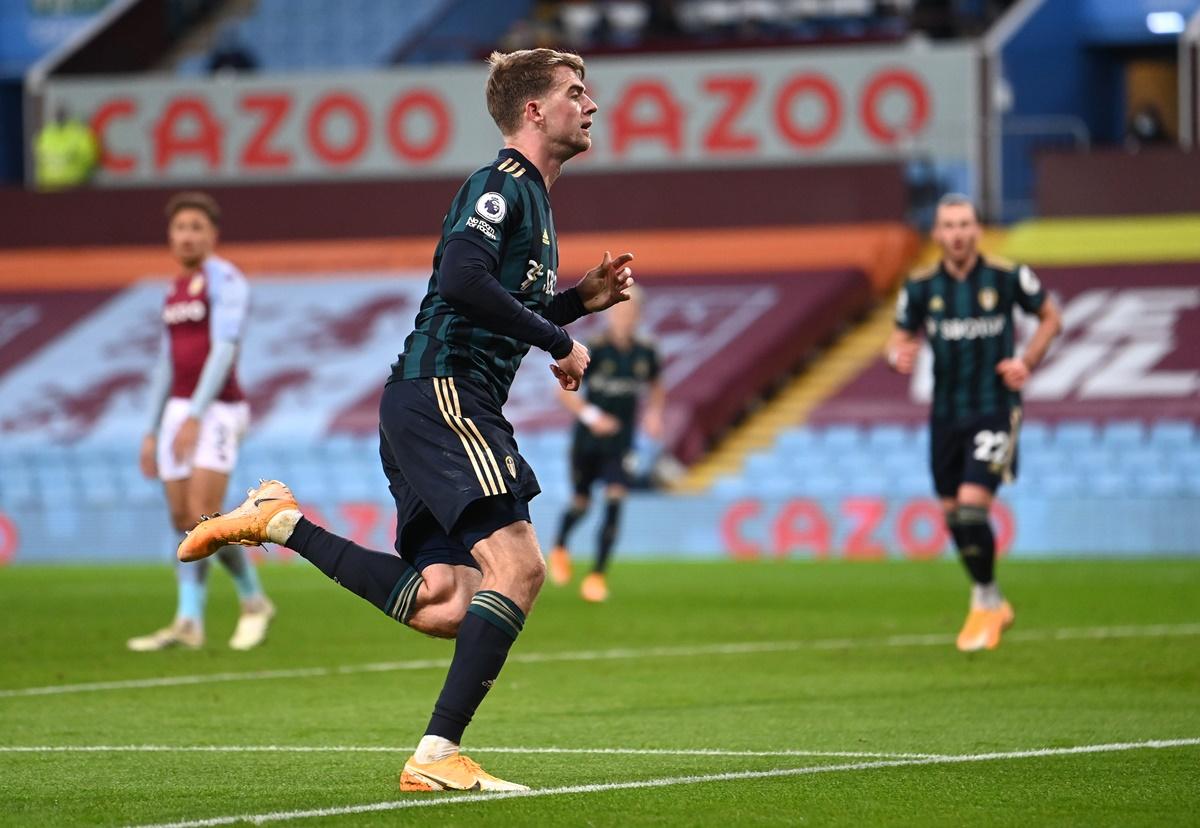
1053, 420, 1099, 448
1017, 420, 1050, 448
1101, 420, 1146, 448
1118, 447, 1166, 474
820, 424, 864, 450
1089, 471, 1129, 497
866, 423, 909, 449
776, 427, 818, 452
1136, 471, 1184, 497
1150, 419, 1196, 447
1040, 471, 1084, 496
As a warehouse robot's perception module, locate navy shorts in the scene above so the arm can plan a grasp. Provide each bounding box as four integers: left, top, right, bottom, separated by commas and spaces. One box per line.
378, 376, 540, 571
929, 410, 1021, 498
570, 445, 630, 497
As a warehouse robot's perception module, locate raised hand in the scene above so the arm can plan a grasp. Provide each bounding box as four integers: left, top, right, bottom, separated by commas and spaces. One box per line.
576, 250, 635, 312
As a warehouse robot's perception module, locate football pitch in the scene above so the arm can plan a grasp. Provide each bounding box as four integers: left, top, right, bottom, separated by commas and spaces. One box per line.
1, 558, 1198, 826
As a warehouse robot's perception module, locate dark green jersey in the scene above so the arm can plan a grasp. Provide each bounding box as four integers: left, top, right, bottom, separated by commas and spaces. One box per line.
895, 255, 1046, 421
573, 335, 660, 454
390, 148, 559, 404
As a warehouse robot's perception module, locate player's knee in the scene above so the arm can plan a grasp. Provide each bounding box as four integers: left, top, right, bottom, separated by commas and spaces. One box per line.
571, 494, 590, 512
170, 511, 194, 533
409, 572, 470, 638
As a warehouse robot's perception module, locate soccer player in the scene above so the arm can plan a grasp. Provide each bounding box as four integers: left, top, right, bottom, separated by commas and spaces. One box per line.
886, 193, 1061, 652
548, 288, 664, 601
127, 192, 275, 652
176, 49, 634, 791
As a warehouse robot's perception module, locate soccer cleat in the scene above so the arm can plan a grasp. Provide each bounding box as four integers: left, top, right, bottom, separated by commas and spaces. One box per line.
126, 618, 204, 652
580, 572, 608, 603
177, 480, 298, 563
548, 546, 572, 585
229, 598, 275, 651
399, 753, 529, 792
998, 599, 1015, 631
956, 604, 1012, 652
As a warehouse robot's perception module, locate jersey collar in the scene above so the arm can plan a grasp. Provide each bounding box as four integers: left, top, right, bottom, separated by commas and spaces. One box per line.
939, 254, 983, 282
497, 148, 547, 193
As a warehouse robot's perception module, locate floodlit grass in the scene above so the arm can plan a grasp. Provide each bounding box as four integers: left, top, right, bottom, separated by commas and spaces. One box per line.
1, 558, 1197, 826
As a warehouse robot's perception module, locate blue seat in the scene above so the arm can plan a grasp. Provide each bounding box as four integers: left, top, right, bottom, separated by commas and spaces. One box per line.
866, 423, 908, 449
1136, 471, 1183, 496
1040, 471, 1084, 496
1150, 419, 1196, 447
1090, 471, 1129, 497
894, 472, 931, 496
775, 428, 818, 453
820, 424, 864, 450
1101, 420, 1146, 448
1020, 420, 1050, 448
1119, 447, 1166, 473
1053, 420, 1099, 448
712, 476, 752, 498
794, 473, 844, 498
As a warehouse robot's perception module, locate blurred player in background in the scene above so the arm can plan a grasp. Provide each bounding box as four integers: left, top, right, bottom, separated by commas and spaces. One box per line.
176, 49, 634, 791
128, 192, 274, 652
548, 287, 663, 602
887, 193, 1061, 652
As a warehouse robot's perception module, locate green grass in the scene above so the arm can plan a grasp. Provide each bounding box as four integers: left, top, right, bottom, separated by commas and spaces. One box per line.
1, 559, 1198, 826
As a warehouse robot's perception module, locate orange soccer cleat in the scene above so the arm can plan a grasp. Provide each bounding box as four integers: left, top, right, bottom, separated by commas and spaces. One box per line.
177, 479, 299, 563
956, 600, 1015, 652
580, 572, 608, 603
547, 546, 572, 586
400, 753, 529, 792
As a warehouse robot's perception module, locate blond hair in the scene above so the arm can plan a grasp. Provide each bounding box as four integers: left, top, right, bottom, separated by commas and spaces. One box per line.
486, 48, 586, 136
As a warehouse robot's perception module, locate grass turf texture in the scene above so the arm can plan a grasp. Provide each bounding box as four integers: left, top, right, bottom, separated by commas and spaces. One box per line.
1, 559, 1197, 826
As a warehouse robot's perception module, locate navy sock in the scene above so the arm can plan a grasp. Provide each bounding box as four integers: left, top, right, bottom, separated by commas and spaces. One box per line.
425, 590, 525, 744
595, 498, 622, 574
555, 505, 586, 548
287, 517, 423, 623
952, 505, 996, 585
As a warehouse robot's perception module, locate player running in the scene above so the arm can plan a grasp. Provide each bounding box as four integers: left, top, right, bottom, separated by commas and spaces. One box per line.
886, 194, 1061, 652
129, 192, 274, 652
176, 50, 633, 791
548, 288, 664, 601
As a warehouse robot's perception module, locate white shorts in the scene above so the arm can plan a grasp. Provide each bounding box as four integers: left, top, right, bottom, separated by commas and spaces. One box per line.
157, 397, 250, 482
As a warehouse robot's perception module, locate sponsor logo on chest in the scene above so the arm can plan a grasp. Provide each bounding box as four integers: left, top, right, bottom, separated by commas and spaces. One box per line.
164, 298, 207, 325
926, 314, 1006, 341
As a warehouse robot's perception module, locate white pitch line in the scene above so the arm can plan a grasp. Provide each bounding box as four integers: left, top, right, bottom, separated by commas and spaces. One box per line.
2, 622, 1198, 700
132, 738, 1200, 828
0, 745, 940, 760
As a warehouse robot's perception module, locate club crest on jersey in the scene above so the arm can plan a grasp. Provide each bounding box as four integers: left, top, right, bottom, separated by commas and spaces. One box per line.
979, 287, 998, 311
475, 192, 506, 224
542, 228, 550, 245
929, 295, 945, 313
505, 455, 517, 478
187, 274, 206, 297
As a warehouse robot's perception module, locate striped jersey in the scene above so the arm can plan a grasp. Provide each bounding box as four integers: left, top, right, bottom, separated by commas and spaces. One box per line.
573, 335, 660, 454
390, 148, 558, 404
895, 255, 1046, 421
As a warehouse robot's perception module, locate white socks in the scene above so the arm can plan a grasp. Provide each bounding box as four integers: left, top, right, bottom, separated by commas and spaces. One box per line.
265, 509, 303, 545
414, 734, 459, 764
971, 582, 1003, 611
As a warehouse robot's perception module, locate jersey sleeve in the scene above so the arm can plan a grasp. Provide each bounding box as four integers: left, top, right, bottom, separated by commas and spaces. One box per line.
1013, 264, 1047, 314
895, 280, 924, 332
206, 260, 250, 343
445, 171, 523, 261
